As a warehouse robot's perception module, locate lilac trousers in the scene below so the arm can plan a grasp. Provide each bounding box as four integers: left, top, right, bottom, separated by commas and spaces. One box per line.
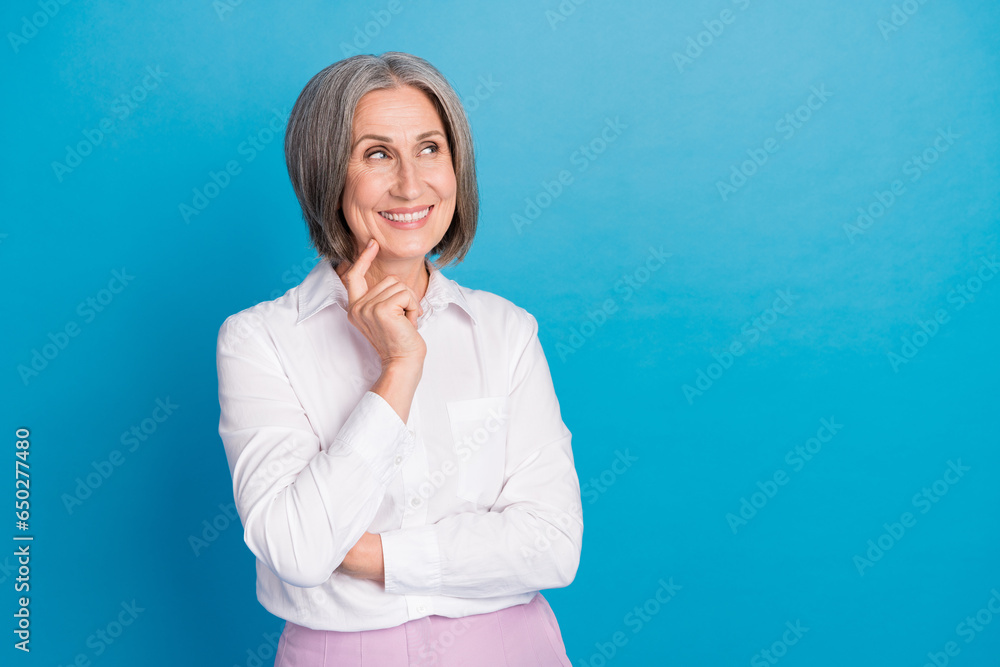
273, 592, 572, 666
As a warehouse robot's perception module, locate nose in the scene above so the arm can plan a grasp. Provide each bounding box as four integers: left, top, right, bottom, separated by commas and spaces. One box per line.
391, 154, 424, 201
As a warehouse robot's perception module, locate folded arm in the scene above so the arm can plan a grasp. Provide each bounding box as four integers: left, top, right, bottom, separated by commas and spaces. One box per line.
379, 309, 584, 597
216, 314, 415, 588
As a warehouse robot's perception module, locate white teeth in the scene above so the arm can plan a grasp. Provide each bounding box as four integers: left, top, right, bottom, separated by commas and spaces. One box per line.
381, 207, 430, 222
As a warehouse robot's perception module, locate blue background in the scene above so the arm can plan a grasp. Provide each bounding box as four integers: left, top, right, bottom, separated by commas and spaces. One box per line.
2, 0, 998, 665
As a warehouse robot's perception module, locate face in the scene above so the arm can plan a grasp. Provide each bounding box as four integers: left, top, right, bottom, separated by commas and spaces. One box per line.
340, 85, 457, 264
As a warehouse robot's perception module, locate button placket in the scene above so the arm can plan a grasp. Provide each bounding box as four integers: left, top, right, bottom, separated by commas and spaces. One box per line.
416, 292, 441, 330
401, 391, 430, 527
406, 594, 434, 619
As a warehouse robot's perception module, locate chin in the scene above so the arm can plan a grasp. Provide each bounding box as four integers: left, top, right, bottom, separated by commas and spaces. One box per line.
376, 243, 435, 261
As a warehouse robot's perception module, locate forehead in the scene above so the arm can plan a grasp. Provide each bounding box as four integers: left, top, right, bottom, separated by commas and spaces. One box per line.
352, 85, 444, 136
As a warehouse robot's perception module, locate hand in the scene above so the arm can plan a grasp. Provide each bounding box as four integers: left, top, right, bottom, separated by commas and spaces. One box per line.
337, 239, 427, 369
336, 531, 385, 584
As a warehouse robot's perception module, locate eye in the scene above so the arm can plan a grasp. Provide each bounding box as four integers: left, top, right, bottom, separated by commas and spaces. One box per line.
420, 143, 439, 155
366, 148, 389, 160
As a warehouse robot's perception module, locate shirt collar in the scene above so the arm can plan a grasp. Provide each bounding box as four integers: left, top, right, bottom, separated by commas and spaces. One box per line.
296, 256, 477, 326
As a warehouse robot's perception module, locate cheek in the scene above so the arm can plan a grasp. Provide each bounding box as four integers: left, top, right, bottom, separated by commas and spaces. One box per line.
430, 167, 458, 199
343, 170, 386, 207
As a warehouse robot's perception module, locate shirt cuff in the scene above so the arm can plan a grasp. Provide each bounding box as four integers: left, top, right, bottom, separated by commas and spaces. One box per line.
381, 524, 442, 596
330, 390, 416, 487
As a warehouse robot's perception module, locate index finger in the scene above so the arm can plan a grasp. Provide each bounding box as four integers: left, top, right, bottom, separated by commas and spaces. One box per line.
342, 238, 379, 304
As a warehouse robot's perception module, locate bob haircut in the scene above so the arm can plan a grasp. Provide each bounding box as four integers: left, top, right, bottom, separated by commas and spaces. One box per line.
284, 51, 478, 270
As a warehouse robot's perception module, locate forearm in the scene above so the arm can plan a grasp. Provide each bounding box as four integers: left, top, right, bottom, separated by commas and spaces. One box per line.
337, 532, 386, 585
379, 435, 583, 598
370, 360, 422, 425
380, 503, 582, 598
217, 300, 421, 590
227, 383, 416, 589
243, 440, 394, 588
298, 362, 419, 588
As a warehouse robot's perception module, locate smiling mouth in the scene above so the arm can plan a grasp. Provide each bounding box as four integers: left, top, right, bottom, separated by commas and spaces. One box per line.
379, 205, 432, 223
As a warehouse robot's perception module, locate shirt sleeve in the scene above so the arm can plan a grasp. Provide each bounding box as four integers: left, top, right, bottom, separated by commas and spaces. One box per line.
379, 308, 584, 598
216, 312, 416, 589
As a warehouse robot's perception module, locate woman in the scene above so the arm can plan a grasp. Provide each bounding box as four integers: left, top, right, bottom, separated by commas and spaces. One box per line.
216, 51, 583, 666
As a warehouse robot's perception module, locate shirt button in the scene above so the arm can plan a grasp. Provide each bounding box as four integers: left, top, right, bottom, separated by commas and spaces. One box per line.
407, 428, 415, 438
410, 497, 422, 508
394, 455, 402, 466
417, 604, 428, 614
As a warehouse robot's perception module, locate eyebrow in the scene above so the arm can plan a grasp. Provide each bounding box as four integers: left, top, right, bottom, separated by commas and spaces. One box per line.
352, 130, 445, 151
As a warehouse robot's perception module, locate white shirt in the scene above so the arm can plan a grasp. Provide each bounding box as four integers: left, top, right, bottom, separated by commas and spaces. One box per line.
216, 256, 584, 631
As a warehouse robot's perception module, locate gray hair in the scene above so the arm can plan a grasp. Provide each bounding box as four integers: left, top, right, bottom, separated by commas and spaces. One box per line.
284, 52, 478, 269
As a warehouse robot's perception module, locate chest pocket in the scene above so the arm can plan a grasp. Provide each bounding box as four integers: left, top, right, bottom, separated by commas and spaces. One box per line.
446, 396, 509, 507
